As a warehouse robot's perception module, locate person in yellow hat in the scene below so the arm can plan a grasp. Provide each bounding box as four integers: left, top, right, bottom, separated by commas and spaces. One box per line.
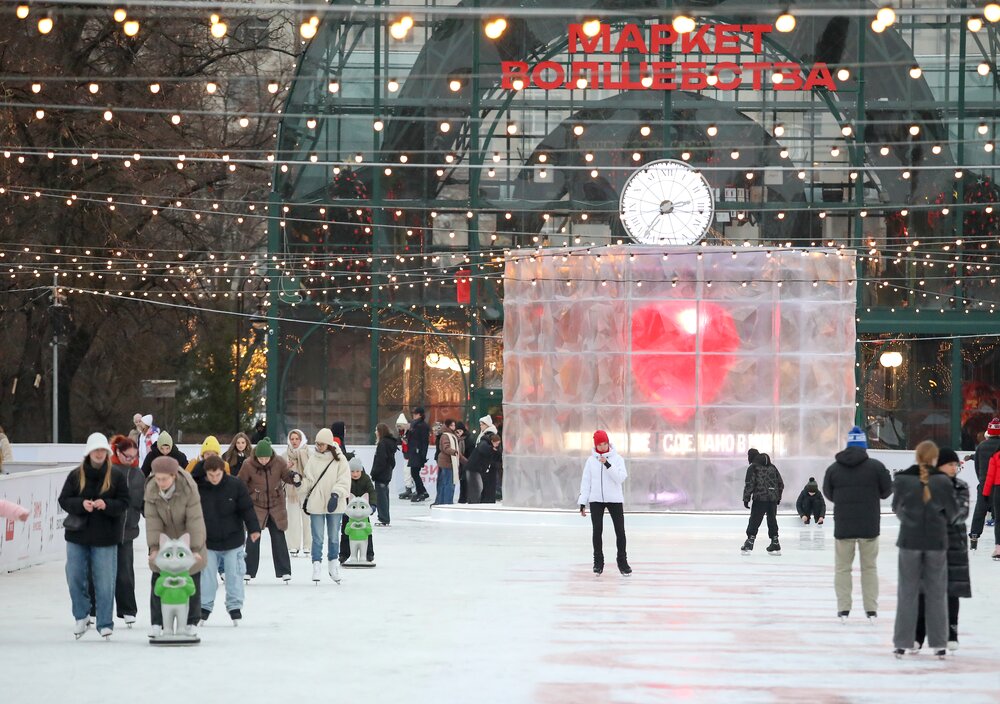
186, 436, 231, 485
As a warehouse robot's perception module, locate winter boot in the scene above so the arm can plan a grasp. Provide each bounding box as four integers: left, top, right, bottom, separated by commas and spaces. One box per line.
969, 533, 978, 550
766, 538, 781, 556
740, 536, 755, 554
328, 560, 342, 584
311, 561, 322, 582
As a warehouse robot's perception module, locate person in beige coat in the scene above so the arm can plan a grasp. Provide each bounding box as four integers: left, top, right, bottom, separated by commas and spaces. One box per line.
301, 427, 351, 583
283, 428, 312, 556
144, 455, 207, 637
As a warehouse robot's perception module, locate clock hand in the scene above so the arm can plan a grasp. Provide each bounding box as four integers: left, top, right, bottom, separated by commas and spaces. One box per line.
643, 214, 661, 239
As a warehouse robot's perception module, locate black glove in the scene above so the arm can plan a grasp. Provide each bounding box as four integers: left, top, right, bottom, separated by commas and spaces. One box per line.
290, 472, 303, 487
744, 501, 750, 509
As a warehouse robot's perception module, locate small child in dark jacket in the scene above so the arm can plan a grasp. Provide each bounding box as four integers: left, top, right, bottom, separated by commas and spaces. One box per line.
796, 477, 826, 525
339, 456, 377, 564
741, 448, 784, 555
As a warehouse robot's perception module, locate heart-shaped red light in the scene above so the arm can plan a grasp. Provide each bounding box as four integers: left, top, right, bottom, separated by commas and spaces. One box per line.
631, 301, 740, 421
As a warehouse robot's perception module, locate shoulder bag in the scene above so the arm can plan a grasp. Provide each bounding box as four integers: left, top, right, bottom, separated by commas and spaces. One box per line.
302, 458, 335, 516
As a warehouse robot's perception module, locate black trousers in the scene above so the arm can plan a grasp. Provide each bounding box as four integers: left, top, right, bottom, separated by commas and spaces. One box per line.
590, 502, 627, 566
458, 467, 467, 503
245, 515, 291, 578
409, 465, 427, 494
747, 500, 779, 539
969, 480, 993, 536
481, 468, 498, 504
88, 541, 137, 619
150, 570, 201, 626
338, 514, 375, 563
915, 594, 960, 645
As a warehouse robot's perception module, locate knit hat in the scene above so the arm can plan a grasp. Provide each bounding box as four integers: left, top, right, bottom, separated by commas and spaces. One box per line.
593, 429, 609, 449
349, 456, 365, 473
805, 477, 819, 493
395, 413, 408, 426
151, 456, 179, 475
201, 435, 222, 456
157, 431, 173, 450
987, 418, 1000, 437
84, 432, 112, 455
936, 447, 960, 467
479, 414, 493, 427
254, 437, 273, 458
315, 427, 335, 446
846, 426, 867, 448
141, 414, 153, 427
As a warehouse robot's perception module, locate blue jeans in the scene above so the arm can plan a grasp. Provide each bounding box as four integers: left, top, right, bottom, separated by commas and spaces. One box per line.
310, 513, 343, 562
201, 548, 246, 613
66, 542, 117, 630
435, 467, 455, 505
375, 482, 390, 524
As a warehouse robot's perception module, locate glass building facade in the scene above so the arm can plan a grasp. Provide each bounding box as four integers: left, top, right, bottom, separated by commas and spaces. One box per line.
266, 1, 1000, 451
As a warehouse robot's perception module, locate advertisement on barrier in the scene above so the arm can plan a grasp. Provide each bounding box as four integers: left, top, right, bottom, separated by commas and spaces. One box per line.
0, 467, 73, 573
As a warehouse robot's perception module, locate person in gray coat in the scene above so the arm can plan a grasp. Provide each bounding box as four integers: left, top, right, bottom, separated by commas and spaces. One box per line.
892, 440, 958, 659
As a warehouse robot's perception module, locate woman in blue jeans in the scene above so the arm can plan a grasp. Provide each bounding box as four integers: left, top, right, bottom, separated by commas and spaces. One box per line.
301, 428, 351, 584
58, 433, 130, 639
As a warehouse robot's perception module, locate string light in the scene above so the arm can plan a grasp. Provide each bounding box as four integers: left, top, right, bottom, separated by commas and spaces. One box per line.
15, 4, 29, 19
37, 15, 53, 34
484, 18, 507, 39
775, 12, 796, 32
672, 15, 696, 34
209, 15, 227, 39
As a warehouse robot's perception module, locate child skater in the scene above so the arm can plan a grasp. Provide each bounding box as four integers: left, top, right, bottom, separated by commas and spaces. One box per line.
796, 477, 826, 525
578, 430, 631, 576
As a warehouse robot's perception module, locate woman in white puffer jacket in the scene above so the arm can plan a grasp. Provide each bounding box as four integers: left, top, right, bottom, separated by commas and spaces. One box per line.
578, 430, 631, 577
283, 429, 312, 556
301, 428, 351, 583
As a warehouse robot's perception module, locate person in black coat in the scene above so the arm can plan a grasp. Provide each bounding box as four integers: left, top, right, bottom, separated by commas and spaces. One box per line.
741, 449, 784, 554
140, 431, 189, 478
465, 433, 501, 504
406, 407, 431, 502
796, 477, 826, 525
198, 455, 260, 623
968, 418, 1000, 548
58, 433, 130, 638
455, 422, 471, 503
915, 448, 971, 651
330, 421, 356, 460
822, 426, 892, 622
370, 423, 398, 526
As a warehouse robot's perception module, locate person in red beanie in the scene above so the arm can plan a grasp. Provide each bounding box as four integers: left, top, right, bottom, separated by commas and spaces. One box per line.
968, 417, 1000, 549
578, 430, 631, 576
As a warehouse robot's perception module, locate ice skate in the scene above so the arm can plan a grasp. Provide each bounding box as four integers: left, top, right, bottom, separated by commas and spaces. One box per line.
934, 649, 947, 660
244, 575, 253, 584
280, 574, 292, 584
123, 615, 136, 628
149, 625, 163, 638
838, 611, 849, 624
98, 627, 112, 639
894, 648, 906, 659
765, 538, 781, 556
375, 521, 390, 527
866, 611, 877, 624
398, 488, 413, 500
200, 608, 211, 624
73, 619, 89, 639
229, 609, 242, 625
948, 640, 959, 651
312, 561, 322, 583
740, 536, 755, 554
593, 560, 604, 576
328, 560, 342, 584
969, 534, 978, 550
992, 545, 1000, 561
987, 517, 995, 527
184, 624, 198, 638
290, 549, 300, 557
907, 641, 921, 655
618, 559, 632, 576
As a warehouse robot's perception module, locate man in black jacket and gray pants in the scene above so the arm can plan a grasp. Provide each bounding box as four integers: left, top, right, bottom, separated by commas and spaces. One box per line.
968, 417, 1000, 549
823, 426, 892, 623
198, 455, 260, 624
407, 406, 431, 502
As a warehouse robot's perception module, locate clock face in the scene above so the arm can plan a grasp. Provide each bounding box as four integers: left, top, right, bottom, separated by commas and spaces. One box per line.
619, 159, 715, 245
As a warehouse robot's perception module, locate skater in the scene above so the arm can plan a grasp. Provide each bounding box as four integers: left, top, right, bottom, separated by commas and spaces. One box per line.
330, 421, 356, 460
222, 432, 253, 476
237, 438, 299, 582
339, 456, 377, 563
796, 477, 826, 525
464, 431, 501, 504
301, 427, 351, 583
823, 426, 892, 622
370, 423, 399, 526
968, 417, 1000, 550
186, 436, 231, 484
58, 433, 130, 639
433, 419, 463, 506
283, 429, 313, 555
136, 415, 159, 466
109, 437, 145, 628
396, 413, 415, 500
140, 431, 188, 478
145, 455, 207, 638
578, 430, 631, 576
406, 407, 431, 502
914, 448, 971, 652
455, 421, 471, 503
198, 455, 260, 625
892, 441, 957, 658
479, 416, 503, 503
741, 449, 784, 555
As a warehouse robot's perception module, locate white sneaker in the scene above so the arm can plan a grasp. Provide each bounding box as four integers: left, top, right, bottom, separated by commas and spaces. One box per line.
328, 560, 341, 584
98, 627, 112, 638
73, 619, 89, 638
149, 625, 163, 638
312, 562, 322, 581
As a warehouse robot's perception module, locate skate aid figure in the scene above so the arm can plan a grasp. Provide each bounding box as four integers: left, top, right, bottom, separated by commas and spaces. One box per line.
343, 494, 375, 567
578, 430, 631, 576
151, 534, 199, 645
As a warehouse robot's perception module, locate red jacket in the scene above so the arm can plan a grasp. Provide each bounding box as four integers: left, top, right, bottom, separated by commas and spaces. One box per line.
984, 453, 1000, 497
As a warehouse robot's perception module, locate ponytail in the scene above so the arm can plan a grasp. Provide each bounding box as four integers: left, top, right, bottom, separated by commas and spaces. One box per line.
914, 440, 938, 504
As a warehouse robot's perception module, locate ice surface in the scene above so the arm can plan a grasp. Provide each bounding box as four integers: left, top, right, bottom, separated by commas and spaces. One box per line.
2, 504, 998, 704
503, 247, 857, 509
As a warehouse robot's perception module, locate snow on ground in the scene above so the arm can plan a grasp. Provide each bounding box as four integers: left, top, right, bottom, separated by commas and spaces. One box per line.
2, 502, 999, 704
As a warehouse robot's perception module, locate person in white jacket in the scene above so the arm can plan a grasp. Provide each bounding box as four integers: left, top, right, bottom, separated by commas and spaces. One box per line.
578, 429, 631, 576
283, 428, 312, 556
301, 427, 351, 584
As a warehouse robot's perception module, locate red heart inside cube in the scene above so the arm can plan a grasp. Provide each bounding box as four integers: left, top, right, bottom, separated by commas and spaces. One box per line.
631, 301, 740, 422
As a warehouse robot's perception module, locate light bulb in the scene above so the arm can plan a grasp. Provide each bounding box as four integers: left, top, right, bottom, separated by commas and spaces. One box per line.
206, 81, 217, 94
582, 19, 601, 37
399, 15, 413, 29
387, 79, 399, 92
837, 68, 850, 81
37, 15, 53, 34
149, 82, 160, 93
171, 114, 181, 125
672, 15, 696, 34
267, 81, 279, 94
876, 6, 896, 27
707, 124, 718, 136
389, 22, 408, 39
774, 123, 785, 137
986, 3, 1000, 22
841, 125, 853, 136
775, 12, 796, 32
238, 116, 249, 127
16, 4, 29, 19
103, 110, 113, 121
300, 21, 317, 39
932, 144, 942, 154
88, 82, 99, 94
909, 65, 922, 79
968, 16, 983, 32
373, 119, 384, 131
871, 19, 885, 33
210, 20, 227, 38
31, 82, 41, 93
484, 18, 507, 39
978, 121, 989, 135
449, 79, 461, 92
328, 81, 339, 93
978, 62, 991, 76
573, 124, 584, 136
506, 121, 517, 135
909, 124, 920, 136
113, 7, 127, 22
640, 125, 651, 137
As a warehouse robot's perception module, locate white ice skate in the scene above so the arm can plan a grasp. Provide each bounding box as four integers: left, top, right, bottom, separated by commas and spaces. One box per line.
280, 574, 292, 584
328, 560, 341, 584
98, 627, 112, 639
124, 615, 136, 628
312, 561, 322, 583
947, 640, 959, 652
73, 619, 90, 639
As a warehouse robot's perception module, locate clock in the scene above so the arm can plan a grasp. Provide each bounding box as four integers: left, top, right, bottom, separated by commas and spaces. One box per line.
619, 159, 715, 245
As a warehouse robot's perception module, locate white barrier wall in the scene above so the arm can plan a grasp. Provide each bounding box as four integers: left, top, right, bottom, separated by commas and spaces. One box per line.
0, 466, 74, 573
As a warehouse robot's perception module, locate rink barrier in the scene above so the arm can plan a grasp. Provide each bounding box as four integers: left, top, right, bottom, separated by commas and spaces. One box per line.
0, 465, 75, 573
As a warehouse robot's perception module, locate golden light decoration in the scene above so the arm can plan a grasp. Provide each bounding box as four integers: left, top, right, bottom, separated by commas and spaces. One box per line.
37, 15, 53, 34
875, 5, 896, 26
113, 7, 127, 22
837, 68, 850, 81
909, 65, 922, 79
986, 3, 1000, 22
672, 15, 696, 34
206, 81, 217, 94
978, 61, 991, 76
88, 82, 99, 94
31, 82, 41, 93
210, 17, 227, 38
238, 116, 249, 127
16, 4, 29, 19
448, 78, 462, 92
123, 19, 139, 35
267, 81, 279, 94
149, 82, 160, 93
968, 16, 983, 32
775, 12, 796, 32
300, 19, 318, 39
484, 18, 507, 39
581, 19, 601, 37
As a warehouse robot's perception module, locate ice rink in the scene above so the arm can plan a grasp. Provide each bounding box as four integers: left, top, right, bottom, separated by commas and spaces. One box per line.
2, 503, 999, 703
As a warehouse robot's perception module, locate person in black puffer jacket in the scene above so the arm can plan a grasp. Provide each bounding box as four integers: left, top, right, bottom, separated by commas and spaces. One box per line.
465, 432, 501, 504
370, 423, 399, 526
740, 449, 784, 555
914, 447, 971, 651
140, 431, 189, 478
891, 441, 958, 657
796, 477, 826, 525
58, 433, 130, 638
822, 426, 892, 622
968, 417, 1000, 548
198, 455, 260, 623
